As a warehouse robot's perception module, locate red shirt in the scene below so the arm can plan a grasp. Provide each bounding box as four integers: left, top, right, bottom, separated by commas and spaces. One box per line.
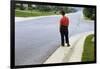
60, 16, 69, 26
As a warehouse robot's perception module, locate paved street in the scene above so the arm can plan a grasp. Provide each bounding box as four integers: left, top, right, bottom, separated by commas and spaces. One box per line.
15, 10, 94, 65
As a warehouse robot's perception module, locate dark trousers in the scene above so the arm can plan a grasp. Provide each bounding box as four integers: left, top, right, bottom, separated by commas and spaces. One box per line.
60, 26, 69, 46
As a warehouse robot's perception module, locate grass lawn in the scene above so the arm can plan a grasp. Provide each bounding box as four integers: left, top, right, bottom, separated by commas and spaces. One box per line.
82, 34, 95, 62
15, 10, 56, 17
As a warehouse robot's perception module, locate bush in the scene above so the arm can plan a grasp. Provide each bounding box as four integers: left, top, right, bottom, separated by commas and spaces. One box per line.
83, 8, 95, 20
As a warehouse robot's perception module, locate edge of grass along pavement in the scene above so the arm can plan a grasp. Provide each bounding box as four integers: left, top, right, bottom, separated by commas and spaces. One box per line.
15, 10, 56, 17
82, 34, 95, 62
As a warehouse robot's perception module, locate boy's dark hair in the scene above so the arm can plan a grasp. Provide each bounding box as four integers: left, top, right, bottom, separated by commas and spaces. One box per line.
60, 10, 65, 16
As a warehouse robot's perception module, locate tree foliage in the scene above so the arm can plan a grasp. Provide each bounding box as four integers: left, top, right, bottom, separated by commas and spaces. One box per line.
83, 8, 95, 20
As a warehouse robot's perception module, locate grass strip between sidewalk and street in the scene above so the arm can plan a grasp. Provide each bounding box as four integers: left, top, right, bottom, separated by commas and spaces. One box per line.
82, 34, 95, 62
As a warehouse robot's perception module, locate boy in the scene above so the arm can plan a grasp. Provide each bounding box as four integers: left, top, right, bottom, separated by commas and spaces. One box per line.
60, 10, 70, 47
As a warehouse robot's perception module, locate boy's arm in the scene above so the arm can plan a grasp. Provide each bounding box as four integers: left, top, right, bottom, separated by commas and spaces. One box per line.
67, 17, 69, 26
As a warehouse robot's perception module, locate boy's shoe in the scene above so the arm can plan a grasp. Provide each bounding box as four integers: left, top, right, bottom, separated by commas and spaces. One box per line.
67, 44, 70, 47
61, 44, 65, 47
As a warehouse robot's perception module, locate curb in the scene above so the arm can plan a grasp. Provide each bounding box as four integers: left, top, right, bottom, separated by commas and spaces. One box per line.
15, 15, 60, 22
44, 31, 94, 64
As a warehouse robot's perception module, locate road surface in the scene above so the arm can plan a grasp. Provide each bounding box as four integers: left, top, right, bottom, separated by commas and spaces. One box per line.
15, 11, 94, 65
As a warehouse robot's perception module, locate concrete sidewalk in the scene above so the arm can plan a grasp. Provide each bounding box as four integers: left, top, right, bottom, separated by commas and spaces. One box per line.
44, 31, 94, 64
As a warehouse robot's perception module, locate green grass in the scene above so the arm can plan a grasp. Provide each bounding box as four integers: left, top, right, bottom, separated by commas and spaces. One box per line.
15, 10, 56, 17
82, 34, 95, 62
